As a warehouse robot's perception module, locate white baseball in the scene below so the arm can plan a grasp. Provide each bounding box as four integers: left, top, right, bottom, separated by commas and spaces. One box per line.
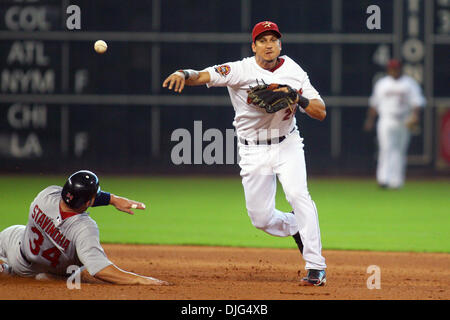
94, 40, 107, 54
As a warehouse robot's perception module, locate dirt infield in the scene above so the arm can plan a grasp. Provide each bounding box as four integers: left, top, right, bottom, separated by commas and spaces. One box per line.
1, 244, 449, 300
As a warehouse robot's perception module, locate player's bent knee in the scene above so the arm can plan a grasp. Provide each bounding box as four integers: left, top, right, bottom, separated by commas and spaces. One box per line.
285, 190, 311, 204
247, 211, 272, 230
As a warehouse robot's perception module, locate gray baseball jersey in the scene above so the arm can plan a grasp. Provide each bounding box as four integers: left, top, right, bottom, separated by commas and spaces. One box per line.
19, 186, 112, 276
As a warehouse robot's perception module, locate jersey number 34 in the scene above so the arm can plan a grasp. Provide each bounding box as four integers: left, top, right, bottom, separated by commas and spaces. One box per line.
29, 227, 61, 268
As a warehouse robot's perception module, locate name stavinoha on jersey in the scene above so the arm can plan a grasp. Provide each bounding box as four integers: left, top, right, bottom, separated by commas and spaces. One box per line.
31, 205, 70, 251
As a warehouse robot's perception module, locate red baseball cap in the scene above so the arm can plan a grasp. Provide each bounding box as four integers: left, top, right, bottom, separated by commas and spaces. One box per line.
387, 59, 402, 69
252, 21, 282, 42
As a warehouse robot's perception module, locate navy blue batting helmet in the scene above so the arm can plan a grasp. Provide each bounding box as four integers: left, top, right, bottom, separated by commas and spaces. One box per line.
61, 170, 100, 209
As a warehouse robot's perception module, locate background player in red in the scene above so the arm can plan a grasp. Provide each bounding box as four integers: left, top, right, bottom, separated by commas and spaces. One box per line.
364, 59, 426, 189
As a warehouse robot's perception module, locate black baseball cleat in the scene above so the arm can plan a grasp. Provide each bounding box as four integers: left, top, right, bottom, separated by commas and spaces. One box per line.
300, 269, 326, 286
290, 211, 304, 254
292, 232, 304, 254
378, 183, 388, 189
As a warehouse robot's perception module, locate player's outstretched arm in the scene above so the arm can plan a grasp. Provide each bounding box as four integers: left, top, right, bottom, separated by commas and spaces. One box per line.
93, 191, 145, 215
94, 264, 170, 285
162, 69, 210, 93
109, 194, 146, 215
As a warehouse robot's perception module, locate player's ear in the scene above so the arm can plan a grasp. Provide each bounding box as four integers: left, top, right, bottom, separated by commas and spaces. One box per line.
279, 40, 282, 50
82, 200, 90, 210
251, 42, 256, 54
86, 196, 95, 208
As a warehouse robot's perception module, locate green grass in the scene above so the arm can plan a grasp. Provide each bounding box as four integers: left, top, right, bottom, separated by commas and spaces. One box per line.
0, 175, 449, 253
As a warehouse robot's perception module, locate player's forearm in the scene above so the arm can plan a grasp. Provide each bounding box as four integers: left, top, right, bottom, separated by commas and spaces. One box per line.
94, 264, 140, 284
365, 107, 378, 123
185, 71, 210, 86
363, 107, 377, 131
94, 264, 166, 285
162, 70, 210, 93
368, 107, 378, 118
92, 193, 145, 215
304, 99, 326, 121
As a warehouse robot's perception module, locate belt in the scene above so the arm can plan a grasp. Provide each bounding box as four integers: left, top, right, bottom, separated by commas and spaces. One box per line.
239, 127, 295, 146
19, 244, 31, 265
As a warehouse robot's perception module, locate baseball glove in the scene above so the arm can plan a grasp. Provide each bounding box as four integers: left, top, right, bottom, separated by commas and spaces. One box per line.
247, 80, 299, 114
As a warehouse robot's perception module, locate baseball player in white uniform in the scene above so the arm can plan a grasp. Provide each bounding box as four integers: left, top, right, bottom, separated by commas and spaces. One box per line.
0, 170, 168, 286
163, 21, 327, 286
364, 59, 426, 189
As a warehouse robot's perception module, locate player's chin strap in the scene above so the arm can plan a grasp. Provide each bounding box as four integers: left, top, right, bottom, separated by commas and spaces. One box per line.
173, 69, 199, 80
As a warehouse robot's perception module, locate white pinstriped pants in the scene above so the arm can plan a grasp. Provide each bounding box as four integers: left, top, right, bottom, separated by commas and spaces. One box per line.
238, 130, 327, 270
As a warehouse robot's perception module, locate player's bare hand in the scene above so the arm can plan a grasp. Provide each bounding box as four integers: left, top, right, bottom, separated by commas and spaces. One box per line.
162, 72, 185, 93
139, 276, 172, 286
273, 87, 289, 93
405, 113, 418, 129
110, 194, 146, 215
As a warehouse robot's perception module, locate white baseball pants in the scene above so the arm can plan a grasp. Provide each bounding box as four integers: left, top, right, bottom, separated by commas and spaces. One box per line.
0, 225, 34, 277
376, 118, 410, 188
238, 131, 326, 270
